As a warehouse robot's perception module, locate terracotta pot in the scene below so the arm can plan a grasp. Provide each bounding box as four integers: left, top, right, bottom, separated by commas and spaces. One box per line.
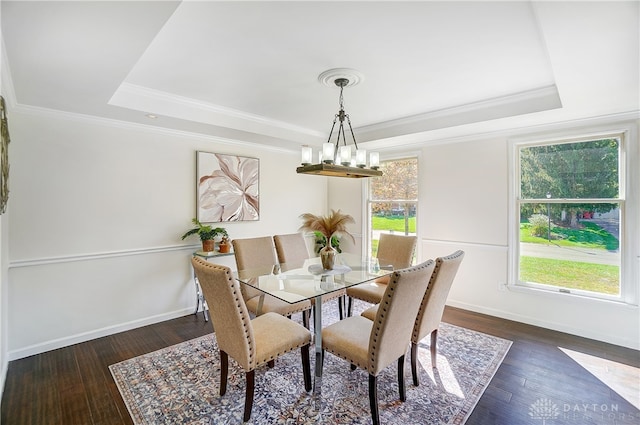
202, 239, 215, 252
219, 242, 230, 253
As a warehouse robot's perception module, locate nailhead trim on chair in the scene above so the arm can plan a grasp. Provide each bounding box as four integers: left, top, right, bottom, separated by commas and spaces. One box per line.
367, 271, 400, 374
201, 260, 311, 369
323, 347, 366, 370
325, 259, 435, 373
411, 254, 459, 341
197, 259, 258, 368
411, 263, 437, 342
256, 341, 308, 366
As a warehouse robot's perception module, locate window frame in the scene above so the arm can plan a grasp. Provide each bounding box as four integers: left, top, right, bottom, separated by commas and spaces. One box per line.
508, 124, 638, 305
364, 155, 419, 261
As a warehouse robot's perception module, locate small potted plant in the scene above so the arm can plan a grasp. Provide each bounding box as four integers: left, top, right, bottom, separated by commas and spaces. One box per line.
181, 218, 228, 252
218, 235, 231, 253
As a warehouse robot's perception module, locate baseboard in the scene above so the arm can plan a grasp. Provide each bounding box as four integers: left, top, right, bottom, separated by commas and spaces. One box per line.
7, 307, 195, 361
446, 300, 640, 351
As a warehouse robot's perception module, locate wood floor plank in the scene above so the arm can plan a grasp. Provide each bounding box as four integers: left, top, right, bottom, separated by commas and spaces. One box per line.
2, 307, 638, 425
89, 336, 135, 425
49, 347, 92, 425
73, 342, 126, 425
1, 356, 36, 425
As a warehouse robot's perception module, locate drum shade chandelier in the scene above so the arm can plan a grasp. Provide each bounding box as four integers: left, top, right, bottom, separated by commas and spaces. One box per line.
297, 70, 382, 178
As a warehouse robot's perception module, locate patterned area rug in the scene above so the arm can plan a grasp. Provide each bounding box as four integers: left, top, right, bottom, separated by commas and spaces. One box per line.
110, 301, 511, 424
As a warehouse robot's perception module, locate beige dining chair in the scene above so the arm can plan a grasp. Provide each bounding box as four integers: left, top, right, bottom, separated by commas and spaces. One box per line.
321, 259, 435, 425
346, 233, 417, 316
191, 257, 312, 422
232, 236, 312, 327
273, 232, 347, 319
362, 250, 465, 386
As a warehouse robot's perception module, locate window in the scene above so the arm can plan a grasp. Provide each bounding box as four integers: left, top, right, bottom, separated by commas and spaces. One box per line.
514, 135, 625, 301
366, 157, 418, 259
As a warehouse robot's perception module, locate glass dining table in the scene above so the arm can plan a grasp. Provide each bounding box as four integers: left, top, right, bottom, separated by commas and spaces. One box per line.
235, 253, 393, 392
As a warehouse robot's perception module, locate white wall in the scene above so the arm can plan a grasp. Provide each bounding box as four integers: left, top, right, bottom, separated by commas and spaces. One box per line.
329, 119, 639, 350
327, 177, 365, 254
5, 108, 327, 359
3, 104, 637, 363
422, 128, 639, 350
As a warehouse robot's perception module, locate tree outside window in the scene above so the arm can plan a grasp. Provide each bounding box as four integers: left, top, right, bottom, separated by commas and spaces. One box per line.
368, 158, 418, 259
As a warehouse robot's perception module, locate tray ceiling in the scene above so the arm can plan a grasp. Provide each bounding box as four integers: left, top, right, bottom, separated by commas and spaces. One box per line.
1, 1, 638, 151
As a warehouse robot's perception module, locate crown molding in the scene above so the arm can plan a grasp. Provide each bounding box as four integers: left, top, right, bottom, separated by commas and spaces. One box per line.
355, 85, 562, 141
372, 110, 640, 153
109, 82, 325, 141
10, 102, 296, 154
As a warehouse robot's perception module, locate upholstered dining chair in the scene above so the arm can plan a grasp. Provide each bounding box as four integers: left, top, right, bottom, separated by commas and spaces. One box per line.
362, 250, 465, 386
191, 257, 312, 422
232, 236, 312, 327
273, 232, 347, 320
321, 259, 435, 425
346, 233, 417, 316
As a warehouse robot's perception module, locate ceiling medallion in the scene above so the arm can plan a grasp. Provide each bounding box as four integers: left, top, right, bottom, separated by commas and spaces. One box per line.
317, 68, 364, 88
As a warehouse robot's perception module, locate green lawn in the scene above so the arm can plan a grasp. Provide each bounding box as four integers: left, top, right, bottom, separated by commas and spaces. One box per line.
372, 216, 416, 233
370, 215, 620, 295
520, 256, 619, 295
520, 220, 620, 294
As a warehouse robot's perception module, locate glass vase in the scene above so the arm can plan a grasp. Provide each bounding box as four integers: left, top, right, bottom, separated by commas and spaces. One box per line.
320, 242, 337, 270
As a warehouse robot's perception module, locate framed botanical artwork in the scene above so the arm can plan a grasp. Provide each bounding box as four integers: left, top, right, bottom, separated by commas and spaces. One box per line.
196, 151, 260, 222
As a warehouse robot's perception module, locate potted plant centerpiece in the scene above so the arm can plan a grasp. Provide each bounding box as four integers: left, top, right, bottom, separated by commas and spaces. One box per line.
299, 209, 355, 270
181, 218, 228, 253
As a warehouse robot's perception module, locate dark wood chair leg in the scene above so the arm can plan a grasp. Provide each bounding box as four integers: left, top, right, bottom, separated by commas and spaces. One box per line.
398, 355, 406, 402
338, 295, 344, 320
302, 309, 309, 329
431, 329, 438, 369
301, 344, 312, 391
350, 363, 357, 371
267, 360, 275, 368
347, 297, 353, 317
220, 350, 228, 396
243, 370, 255, 422
411, 342, 419, 386
369, 374, 380, 425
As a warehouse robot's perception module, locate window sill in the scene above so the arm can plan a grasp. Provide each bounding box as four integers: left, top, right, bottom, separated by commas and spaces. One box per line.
507, 283, 639, 308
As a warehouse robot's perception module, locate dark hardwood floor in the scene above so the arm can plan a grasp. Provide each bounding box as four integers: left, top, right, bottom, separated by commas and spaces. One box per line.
2, 307, 638, 425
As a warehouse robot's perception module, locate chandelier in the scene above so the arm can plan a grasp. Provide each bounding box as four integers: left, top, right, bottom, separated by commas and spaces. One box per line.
296, 70, 382, 178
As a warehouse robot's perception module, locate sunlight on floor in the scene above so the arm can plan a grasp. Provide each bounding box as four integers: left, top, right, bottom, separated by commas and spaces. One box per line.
559, 347, 640, 409
420, 352, 465, 398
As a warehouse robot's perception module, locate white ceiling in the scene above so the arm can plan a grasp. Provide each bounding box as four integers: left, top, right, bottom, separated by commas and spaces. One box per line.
1, 1, 638, 152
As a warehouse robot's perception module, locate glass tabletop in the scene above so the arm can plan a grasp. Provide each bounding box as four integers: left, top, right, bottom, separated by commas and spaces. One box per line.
234, 253, 393, 304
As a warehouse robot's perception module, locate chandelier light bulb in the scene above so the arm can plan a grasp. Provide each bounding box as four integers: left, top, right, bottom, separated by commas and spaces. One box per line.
369, 152, 380, 169
301, 146, 313, 165
339, 146, 352, 166
356, 149, 367, 168
323, 142, 335, 164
